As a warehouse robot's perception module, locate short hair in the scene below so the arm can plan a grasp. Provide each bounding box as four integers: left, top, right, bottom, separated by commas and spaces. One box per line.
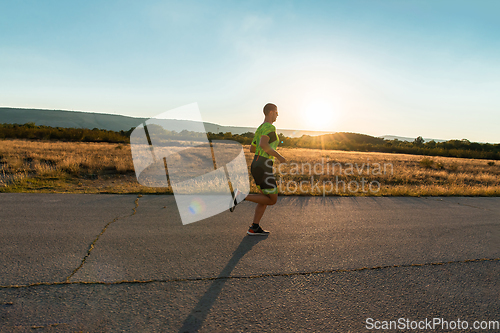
263, 103, 277, 116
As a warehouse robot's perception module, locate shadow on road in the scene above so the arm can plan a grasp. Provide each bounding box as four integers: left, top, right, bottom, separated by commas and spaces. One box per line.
178, 235, 268, 333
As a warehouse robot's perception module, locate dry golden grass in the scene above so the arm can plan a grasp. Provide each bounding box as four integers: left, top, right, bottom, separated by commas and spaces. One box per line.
274, 147, 500, 196
1, 139, 499, 196
0, 139, 149, 193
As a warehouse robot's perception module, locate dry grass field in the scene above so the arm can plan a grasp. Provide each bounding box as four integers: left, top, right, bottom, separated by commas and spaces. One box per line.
1, 139, 499, 196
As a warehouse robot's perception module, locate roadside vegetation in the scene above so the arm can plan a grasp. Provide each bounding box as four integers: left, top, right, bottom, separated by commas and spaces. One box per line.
1, 139, 499, 196
2, 123, 499, 160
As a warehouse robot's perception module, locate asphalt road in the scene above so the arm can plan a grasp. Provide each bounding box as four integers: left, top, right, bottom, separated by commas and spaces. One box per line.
0, 194, 499, 332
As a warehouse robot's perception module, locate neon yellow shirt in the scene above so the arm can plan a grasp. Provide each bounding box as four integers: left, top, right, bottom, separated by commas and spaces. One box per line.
251, 122, 279, 160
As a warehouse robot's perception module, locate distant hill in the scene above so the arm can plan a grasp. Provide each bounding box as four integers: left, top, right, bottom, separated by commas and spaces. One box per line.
324, 132, 386, 145
379, 135, 447, 143
0, 107, 333, 138
0, 107, 147, 132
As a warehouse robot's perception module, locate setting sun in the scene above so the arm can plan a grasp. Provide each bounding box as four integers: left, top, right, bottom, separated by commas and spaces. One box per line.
302, 99, 337, 131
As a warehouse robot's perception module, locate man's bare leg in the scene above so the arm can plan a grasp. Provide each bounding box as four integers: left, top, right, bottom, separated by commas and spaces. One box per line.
245, 193, 278, 225
252, 203, 267, 225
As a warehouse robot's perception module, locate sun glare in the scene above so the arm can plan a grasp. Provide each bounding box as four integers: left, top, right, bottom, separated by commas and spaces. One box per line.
303, 99, 336, 131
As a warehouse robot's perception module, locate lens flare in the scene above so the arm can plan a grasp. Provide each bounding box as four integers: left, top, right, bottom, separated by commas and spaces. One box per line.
188, 197, 207, 215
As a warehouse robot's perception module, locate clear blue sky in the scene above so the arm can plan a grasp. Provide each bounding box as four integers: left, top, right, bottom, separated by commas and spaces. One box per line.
1, 0, 499, 142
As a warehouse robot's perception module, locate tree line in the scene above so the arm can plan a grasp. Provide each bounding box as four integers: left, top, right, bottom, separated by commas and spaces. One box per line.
0, 122, 132, 143
1, 123, 498, 160
277, 134, 500, 160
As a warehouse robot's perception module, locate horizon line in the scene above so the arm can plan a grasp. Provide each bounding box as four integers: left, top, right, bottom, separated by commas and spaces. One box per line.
0, 106, 496, 144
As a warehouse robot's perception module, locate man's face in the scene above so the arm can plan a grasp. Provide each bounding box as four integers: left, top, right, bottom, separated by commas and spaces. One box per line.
271, 109, 278, 122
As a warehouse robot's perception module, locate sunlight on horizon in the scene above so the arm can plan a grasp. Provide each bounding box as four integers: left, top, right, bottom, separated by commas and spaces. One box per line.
301, 98, 339, 131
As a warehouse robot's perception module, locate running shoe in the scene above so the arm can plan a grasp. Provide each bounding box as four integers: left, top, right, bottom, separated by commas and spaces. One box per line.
229, 188, 244, 212
247, 225, 270, 236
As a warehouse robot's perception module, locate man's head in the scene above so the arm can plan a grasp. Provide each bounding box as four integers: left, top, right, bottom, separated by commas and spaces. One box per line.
263, 103, 278, 123
263, 103, 277, 116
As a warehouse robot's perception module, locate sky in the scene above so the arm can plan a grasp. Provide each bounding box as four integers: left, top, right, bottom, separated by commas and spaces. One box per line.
1, 0, 499, 143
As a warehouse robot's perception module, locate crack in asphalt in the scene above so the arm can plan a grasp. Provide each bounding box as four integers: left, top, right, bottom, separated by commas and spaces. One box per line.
1, 257, 498, 289
455, 202, 495, 211
431, 198, 496, 211
64, 195, 142, 282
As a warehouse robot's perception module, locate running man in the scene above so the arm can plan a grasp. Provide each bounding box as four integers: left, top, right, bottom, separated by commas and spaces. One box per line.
230, 103, 286, 235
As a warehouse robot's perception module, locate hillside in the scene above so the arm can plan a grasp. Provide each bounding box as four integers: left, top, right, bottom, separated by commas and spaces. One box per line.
379, 135, 447, 143
0, 107, 333, 138
0, 107, 147, 132
323, 132, 386, 145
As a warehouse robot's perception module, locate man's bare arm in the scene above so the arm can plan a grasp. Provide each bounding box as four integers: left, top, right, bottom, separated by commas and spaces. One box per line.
250, 145, 256, 153
259, 135, 286, 163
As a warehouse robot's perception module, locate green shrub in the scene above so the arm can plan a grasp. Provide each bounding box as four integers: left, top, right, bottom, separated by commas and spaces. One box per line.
420, 158, 434, 168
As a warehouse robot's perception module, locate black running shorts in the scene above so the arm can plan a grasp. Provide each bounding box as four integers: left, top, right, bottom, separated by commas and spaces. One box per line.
250, 155, 277, 194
